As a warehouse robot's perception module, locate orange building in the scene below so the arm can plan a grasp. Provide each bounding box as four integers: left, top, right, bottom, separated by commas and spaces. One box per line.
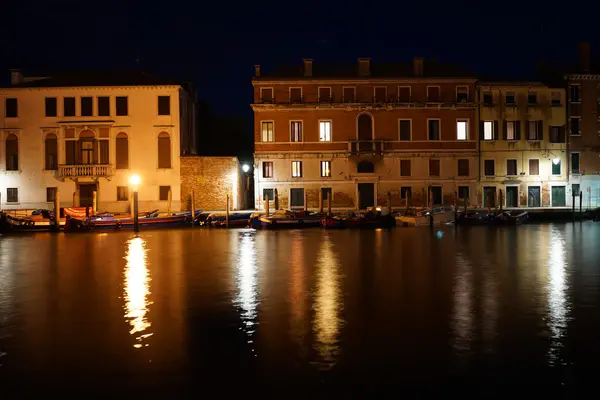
252, 57, 477, 210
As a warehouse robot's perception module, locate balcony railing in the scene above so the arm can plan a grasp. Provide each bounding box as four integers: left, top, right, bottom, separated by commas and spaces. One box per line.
348, 140, 385, 155
59, 164, 113, 178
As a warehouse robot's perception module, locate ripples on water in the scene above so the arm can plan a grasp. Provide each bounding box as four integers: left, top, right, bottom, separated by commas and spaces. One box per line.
1, 224, 600, 394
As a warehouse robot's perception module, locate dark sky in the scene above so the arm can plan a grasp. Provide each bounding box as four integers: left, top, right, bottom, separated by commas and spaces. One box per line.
2, 1, 599, 158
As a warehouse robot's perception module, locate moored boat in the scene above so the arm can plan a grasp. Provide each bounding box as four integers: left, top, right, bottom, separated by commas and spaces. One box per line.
396, 207, 455, 227
253, 210, 322, 229
0, 209, 61, 233
321, 207, 396, 229
64, 210, 203, 232
209, 212, 254, 228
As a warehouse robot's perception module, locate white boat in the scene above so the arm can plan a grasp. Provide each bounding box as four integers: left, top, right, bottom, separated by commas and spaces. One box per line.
396, 207, 455, 227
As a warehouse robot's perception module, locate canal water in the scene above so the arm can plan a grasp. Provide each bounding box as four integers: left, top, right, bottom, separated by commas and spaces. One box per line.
1, 224, 600, 396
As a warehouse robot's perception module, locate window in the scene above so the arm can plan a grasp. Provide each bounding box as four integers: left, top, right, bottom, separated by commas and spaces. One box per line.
115, 132, 129, 169
98, 96, 110, 116
290, 88, 302, 103
5, 98, 18, 118
506, 159, 517, 176
262, 161, 273, 178
427, 86, 440, 102
570, 118, 580, 135
483, 92, 493, 105
456, 120, 468, 140
399, 120, 411, 141
290, 121, 302, 142
400, 186, 412, 200
81, 97, 93, 116
429, 159, 440, 177
374, 86, 387, 102
569, 85, 580, 102
457, 159, 469, 176
357, 161, 374, 173
45, 133, 58, 170
400, 159, 411, 176
64, 97, 76, 116
319, 121, 331, 142
456, 86, 469, 102
158, 96, 170, 115
117, 186, 129, 201
321, 188, 332, 202
45, 98, 57, 117
263, 188, 274, 201
157, 132, 171, 168
46, 187, 57, 202
527, 120, 542, 140
505, 121, 517, 140
65, 140, 76, 165
572, 184, 580, 196
428, 119, 440, 140
552, 159, 562, 175
318, 87, 331, 102
572, 153, 580, 174
291, 161, 303, 177
343, 87, 355, 103
528, 92, 537, 104
550, 126, 565, 143
261, 121, 274, 142
116, 96, 128, 116
505, 91, 515, 105
458, 186, 469, 200
159, 186, 171, 201
398, 86, 411, 102
99, 139, 109, 164
5, 134, 18, 170
551, 92, 561, 106
321, 161, 331, 177
483, 121, 496, 140
260, 88, 274, 103
484, 159, 495, 176
529, 159, 539, 175
7, 188, 18, 203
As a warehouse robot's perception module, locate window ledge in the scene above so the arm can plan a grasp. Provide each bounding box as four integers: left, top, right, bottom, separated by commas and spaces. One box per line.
527, 139, 542, 142
506, 175, 518, 178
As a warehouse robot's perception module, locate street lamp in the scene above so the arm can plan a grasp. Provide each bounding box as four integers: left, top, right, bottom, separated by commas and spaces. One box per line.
552, 158, 560, 165
242, 164, 250, 173
129, 175, 141, 233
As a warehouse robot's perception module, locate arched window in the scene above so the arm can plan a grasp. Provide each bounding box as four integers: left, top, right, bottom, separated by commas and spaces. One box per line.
78, 129, 97, 165
357, 113, 373, 141
45, 133, 58, 170
357, 160, 374, 173
116, 132, 129, 169
158, 131, 171, 168
5, 134, 18, 171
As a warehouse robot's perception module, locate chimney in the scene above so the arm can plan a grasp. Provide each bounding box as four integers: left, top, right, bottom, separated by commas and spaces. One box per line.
413, 57, 424, 77
9, 69, 24, 85
358, 58, 371, 76
579, 42, 591, 73
254, 64, 261, 77
303, 58, 313, 77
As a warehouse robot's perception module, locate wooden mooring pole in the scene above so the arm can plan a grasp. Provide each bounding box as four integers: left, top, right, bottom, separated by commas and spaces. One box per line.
265, 195, 270, 217
580, 191, 583, 221
226, 194, 230, 228
572, 192, 576, 222
167, 188, 172, 216
191, 190, 196, 227
53, 189, 60, 231
92, 191, 97, 216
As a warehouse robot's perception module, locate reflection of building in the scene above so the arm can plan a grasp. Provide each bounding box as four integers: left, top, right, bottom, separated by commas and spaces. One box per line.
477, 82, 567, 208
252, 57, 478, 211
0, 69, 197, 211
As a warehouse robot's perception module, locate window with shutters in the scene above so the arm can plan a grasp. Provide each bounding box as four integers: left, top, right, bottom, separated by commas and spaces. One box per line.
400, 186, 412, 200
291, 161, 302, 178
116, 96, 128, 116
527, 120, 542, 140
343, 87, 355, 103
45, 98, 57, 117
116, 132, 129, 169
398, 86, 411, 102
483, 121, 495, 140
529, 159, 539, 175
457, 159, 469, 176
456, 86, 469, 102
506, 121, 516, 140
261, 121, 274, 142
7, 188, 18, 203
158, 96, 170, 115
549, 126, 564, 143
98, 96, 110, 116
157, 132, 171, 168
290, 121, 303, 142
46, 187, 57, 202
65, 140, 77, 165
260, 88, 274, 103
484, 159, 495, 176
427, 86, 440, 102
428, 119, 440, 140
64, 97, 76, 116
263, 188, 274, 201
429, 159, 440, 177
571, 153, 580, 174
262, 161, 273, 178
99, 140, 109, 164
570, 118, 580, 135
374, 86, 387, 102
289, 87, 302, 103
400, 159, 411, 176
81, 97, 93, 116
5, 134, 18, 170
399, 119, 411, 141
321, 161, 331, 177
44, 133, 58, 170
456, 120, 468, 140
5, 98, 18, 118
506, 159, 517, 176
318, 87, 331, 103
552, 159, 561, 175
78, 130, 96, 164
159, 186, 170, 201
117, 186, 129, 201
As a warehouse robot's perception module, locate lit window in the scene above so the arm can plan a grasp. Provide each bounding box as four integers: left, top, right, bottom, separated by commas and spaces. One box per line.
262, 162, 273, 178
290, 121, 302, 142
319, 121, 331, 142
456, 120, 468, 140
321, 161, 331, 177
262, 121, 274, 142
506, 121, 516, 140
291, 161, 303, 178
528, 120, 540, 140
483, 121, 494, 140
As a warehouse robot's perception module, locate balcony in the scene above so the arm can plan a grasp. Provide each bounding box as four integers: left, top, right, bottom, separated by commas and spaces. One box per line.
59, 164, 113, 179
348, 140, 385, 156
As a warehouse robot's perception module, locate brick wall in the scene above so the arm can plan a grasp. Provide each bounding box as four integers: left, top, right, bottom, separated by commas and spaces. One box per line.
180, 156, 247, 211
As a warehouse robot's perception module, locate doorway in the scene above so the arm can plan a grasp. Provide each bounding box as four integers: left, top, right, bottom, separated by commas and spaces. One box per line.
429, 186, 442, 206
528, 186, 541, 207
290, 188, 304, 209
358, 183, 375, 210
551, 186, 566, 207
483, 186, 497, 208
79, 183, 97, 207
506, 186, 518, 207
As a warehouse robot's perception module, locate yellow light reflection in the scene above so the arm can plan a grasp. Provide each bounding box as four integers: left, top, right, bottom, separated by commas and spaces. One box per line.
313, 235, 342, 367
235, 232, 258, 341
124, 237, 153, 348
547, 227, 570, 365
451, 252, 473, 359
289, 232, 307, 352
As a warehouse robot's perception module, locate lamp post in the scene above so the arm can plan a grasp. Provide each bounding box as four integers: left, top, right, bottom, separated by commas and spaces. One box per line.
130, 175, 141, 233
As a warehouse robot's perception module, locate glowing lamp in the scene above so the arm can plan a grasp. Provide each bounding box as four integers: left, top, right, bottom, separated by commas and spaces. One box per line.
552, 158, 560, 165
129, 175, 141, 186
242, 164, 250, 173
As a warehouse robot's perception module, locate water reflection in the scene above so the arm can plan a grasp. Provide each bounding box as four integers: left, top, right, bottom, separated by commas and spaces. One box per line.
124, 236, 153, 348
235, 232, 258, 343
0, 239, 14, 366
547, 227, 570, 365
451, 252, 474, 360
313, 234, 343, 367
289, 232, 307, 353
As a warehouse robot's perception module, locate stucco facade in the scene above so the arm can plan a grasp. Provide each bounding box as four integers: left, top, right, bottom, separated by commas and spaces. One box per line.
478, 83, 568, 208
0, 70, 197, 212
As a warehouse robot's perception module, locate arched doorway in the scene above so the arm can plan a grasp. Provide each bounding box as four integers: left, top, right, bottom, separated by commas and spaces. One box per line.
357, 113, 373, 141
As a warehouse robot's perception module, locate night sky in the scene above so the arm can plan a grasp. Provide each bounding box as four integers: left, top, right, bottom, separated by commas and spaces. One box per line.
2, 1, 599, 159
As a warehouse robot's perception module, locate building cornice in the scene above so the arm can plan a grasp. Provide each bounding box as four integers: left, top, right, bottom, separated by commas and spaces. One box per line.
564, 74, 600, 81
251, 102, 476, 112
252, 78, 477, 86
0, 85, 182, 92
